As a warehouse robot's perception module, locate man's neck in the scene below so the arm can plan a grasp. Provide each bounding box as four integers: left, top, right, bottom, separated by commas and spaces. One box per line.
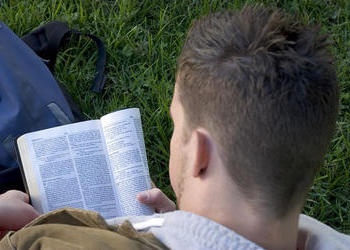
180, 177, 300, 250
228, 210, 300, 250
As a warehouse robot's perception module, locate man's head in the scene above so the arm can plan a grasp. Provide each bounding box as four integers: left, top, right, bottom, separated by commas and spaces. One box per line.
171, 6, 338, 218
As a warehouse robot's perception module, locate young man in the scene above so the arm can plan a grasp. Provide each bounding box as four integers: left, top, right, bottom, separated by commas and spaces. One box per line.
1, 5, 349, 250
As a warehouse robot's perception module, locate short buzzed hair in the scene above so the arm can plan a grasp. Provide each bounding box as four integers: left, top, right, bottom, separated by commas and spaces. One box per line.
177, 6, 339, 218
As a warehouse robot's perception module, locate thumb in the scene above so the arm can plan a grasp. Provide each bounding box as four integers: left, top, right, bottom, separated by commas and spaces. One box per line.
137, 188, 176, 213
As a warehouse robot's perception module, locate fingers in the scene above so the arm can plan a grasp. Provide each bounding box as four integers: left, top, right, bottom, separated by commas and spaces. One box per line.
1, 190, 29, 203
4, 203, 40, 230
0, 190, 40, 231
137, 188, 176, 213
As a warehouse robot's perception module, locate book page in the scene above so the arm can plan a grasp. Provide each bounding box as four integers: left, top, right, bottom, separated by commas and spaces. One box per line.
101, 108, 153, 216
17, 120, 123, 219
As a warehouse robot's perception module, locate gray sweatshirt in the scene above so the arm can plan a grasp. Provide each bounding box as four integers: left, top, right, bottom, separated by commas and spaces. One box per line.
112, 210, 350, 250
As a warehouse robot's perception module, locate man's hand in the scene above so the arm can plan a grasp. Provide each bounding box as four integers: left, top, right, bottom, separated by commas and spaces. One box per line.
137, 188, 176, 213
0, 190, 40, 231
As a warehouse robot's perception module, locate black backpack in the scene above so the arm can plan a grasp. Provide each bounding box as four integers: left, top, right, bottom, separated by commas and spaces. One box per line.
0, 21, 107, 193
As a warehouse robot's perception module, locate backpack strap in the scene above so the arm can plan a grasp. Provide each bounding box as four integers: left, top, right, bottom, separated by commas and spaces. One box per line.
69, 29, 107, 93
21, 21, 106, 93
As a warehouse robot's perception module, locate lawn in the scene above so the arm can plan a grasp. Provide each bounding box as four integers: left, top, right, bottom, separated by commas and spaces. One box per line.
0, 0, 348, 233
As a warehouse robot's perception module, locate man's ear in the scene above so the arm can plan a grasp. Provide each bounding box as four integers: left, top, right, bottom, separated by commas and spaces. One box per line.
191, 129, 211, 177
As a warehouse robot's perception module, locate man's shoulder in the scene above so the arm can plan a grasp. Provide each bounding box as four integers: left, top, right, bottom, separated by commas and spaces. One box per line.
298, 214, 350, 250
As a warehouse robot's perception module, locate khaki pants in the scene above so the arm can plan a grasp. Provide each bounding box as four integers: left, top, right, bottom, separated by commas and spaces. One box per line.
0, 208, 167, 249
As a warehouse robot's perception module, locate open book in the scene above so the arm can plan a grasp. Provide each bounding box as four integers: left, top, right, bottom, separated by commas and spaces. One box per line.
17, 108, 153, 221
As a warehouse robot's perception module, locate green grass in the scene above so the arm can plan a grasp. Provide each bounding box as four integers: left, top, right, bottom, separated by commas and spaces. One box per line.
1, 0, 349, 233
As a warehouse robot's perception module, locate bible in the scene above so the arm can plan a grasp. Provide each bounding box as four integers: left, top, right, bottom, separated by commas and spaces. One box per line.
16, 108, 153, 221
